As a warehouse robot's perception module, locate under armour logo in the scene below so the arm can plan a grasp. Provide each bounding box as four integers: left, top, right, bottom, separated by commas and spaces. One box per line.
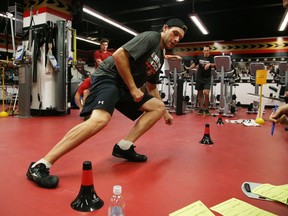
98, 101, 104, 104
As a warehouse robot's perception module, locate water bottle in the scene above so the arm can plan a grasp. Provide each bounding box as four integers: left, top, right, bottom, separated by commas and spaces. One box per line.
108, 185, 125, 216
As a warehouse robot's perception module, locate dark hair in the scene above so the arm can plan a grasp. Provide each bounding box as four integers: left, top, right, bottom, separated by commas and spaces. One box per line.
100, 38, 109, 44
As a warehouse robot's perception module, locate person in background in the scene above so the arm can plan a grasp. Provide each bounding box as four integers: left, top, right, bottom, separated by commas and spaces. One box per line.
26, 18, 187, 189
186, 45, 215, 115
269, 0, 288, 128
94, 38, 112, 68
278, 68, 288, 129
74, 77, 91, 113
284, 0, 288, 129
284, 0, 288, 99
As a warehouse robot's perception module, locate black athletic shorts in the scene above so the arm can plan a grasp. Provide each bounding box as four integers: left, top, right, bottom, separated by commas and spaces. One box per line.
80, 76, 153, 121
195, 77, 211, 91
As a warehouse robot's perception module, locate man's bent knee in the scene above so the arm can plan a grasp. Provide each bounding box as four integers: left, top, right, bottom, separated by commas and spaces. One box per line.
157, 102, 166, 115
141, 98, 166, 115
88, 110, 111, 128
151, 100, 166, 116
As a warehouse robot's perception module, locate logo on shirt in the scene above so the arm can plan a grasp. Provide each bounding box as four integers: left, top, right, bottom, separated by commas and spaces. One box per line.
98, 101, 104, 105
199, 59, 210, 65
146, 52, 161, 76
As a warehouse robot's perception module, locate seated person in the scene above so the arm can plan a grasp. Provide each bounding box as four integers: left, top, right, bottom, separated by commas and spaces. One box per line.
74, 77, 91, 112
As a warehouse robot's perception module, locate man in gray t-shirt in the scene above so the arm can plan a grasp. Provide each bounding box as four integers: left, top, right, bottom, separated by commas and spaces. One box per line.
26, 18, 187, 189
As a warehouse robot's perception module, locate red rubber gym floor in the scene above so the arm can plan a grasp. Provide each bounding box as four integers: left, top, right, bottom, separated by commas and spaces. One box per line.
0, 107, 287, 216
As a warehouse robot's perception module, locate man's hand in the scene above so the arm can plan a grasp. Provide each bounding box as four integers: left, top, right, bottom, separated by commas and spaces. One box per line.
269, 104, 288, 125
204, 63, 214, 70
164, 111, 173, 125
204, 64, 210, 70
130, 87, 144, 102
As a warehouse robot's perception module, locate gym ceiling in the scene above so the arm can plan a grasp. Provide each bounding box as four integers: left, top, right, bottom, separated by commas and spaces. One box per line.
73, 0, 286, 50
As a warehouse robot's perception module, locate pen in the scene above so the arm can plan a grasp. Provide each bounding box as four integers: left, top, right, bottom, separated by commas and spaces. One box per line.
271, 105, 278, 136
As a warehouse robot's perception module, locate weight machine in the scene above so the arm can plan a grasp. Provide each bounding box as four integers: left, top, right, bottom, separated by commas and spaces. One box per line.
164, 58, 186, 115
276, 62, 288, 99
187, 68, 197, 110
214, 56, 235, 117
14, 18, 74, 117
210, 68, 218, 109
247, 62, 265, 114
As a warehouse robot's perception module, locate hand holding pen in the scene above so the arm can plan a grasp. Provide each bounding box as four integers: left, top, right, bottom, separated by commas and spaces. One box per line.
269, 104, 288, 135
271, 105, 278, 136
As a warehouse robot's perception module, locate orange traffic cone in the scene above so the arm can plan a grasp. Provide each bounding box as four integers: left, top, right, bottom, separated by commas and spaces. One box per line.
71, 161, 104, 212
200, 124, 214, 145
216, 112, 224, 125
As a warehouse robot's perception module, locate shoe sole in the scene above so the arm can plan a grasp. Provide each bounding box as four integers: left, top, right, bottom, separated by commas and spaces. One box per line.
112, 152, 125, 158
112, 152, 147, 162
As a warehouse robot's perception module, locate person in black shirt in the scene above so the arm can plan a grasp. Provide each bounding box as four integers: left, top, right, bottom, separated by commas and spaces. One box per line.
187, 46, 215, 115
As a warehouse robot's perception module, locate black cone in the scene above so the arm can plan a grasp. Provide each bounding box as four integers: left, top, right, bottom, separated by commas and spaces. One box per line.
216, 113, 224, 125
200, 124, 214, 145
71, 161, 104, 212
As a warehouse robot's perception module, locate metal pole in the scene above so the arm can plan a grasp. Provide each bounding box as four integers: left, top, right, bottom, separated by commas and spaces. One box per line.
55, 20, 67, 113
18, 63, 32, 118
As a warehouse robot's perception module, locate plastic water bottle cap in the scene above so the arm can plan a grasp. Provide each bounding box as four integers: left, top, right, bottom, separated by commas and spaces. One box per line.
113, 185, 122, 195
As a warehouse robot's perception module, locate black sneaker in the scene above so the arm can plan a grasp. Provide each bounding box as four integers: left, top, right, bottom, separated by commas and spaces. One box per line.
112, 144, 147, 162
204, 109, 211, 116
26, 162, 59, 188
198, 109, 204, 115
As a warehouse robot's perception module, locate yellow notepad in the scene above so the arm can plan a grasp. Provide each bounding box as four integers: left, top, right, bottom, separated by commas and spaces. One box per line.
252, 184, 288, 204
169, 200, 215, 216
210, 198, 277, 216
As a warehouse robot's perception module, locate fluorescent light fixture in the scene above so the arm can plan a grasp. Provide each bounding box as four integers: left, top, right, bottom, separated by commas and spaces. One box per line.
83, 5, 138, 36
76, 36, 100, 45
0, 12, 23, 22
189, 13, 209, 35
278, 9, 288, 31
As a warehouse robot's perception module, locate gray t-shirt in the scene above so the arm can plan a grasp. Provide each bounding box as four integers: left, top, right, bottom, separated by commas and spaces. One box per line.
92, 31, 164, 88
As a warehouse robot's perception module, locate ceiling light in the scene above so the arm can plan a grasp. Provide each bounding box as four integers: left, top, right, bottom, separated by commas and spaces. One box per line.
278, 9, 288, 31
189, 14, 209, 35
0, 12, 23, 22
87, 36, 98, 41
83, 5, 138, 36
76, 36, 100, 45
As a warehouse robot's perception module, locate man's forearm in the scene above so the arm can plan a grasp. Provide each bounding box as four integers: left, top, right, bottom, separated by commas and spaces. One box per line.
74, 93, 83, 109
